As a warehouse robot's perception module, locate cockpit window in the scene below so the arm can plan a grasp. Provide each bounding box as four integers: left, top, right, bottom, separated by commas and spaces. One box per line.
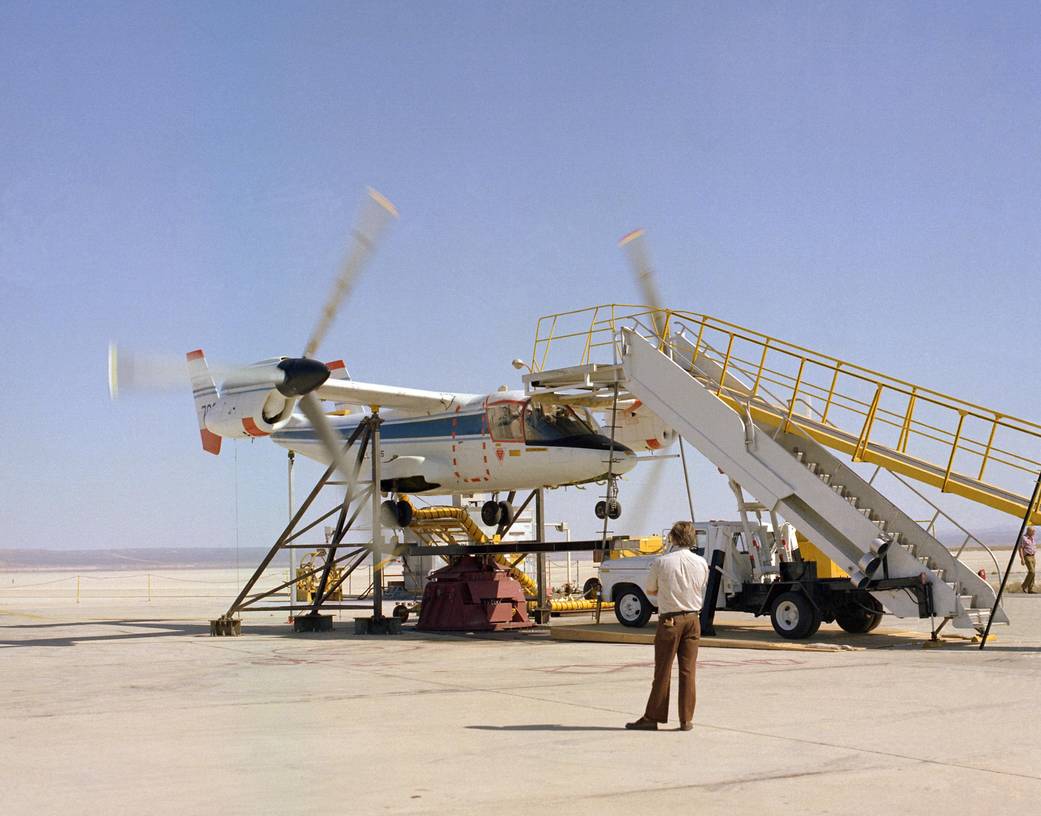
487, 403, 525, 442
524, 402, 596, 442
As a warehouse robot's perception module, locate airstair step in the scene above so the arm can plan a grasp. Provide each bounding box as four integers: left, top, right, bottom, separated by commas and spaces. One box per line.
806, 462, 819, 475
819, 473, 832, 486
964, 609, 992, 625
874, 519, 887, 532
859, 507, 873, 518
958, 594, 975, 611
831, 484, 845, 496
793, 449, 805, 463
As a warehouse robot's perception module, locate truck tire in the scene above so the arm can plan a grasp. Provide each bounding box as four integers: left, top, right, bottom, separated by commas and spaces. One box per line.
835, 593, 884, 634
770, 591, 821, 639
614, 585, 653, 628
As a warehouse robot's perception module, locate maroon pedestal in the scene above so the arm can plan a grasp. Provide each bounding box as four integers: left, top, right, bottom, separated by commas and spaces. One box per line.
416, 555, 532, 631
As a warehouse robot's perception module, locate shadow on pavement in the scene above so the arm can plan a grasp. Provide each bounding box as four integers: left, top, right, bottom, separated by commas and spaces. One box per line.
467, 724, 625, 732
0, 620, 211, 648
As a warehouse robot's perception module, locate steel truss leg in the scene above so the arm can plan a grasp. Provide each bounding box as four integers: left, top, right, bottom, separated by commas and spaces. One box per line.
219, 419, 374, 627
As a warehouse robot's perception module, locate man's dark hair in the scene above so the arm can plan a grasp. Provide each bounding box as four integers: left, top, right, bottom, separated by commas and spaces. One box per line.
668, 521, 696, 550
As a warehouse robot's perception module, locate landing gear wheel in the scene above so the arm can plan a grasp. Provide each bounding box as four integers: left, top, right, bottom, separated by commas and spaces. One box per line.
770, 591, 821, 639
607, 499, 621, 519
497, 500, 513, 527
380, 500, 400, 528
394, 499, 413, 527
835, 593, 884, 634
481, 500, 499, 526
582, 577, 601, 600
392, 604, 410, 623
614, 586, 653, 628
594, 500, 606, 520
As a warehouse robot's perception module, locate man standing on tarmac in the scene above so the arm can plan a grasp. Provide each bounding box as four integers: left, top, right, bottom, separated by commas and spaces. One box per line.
1021, 526, 1037, 594
626, 521, 709, 732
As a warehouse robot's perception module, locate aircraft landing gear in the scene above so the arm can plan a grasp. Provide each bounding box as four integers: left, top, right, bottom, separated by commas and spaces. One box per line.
594, 499, 622, 520
380, 498, 413, 528
594, 477, 622, 519
481, 499, 514, 527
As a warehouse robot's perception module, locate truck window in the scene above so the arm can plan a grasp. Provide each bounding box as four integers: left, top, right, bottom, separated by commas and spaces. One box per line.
694, 530, 707, 556
732, 532, 748, 553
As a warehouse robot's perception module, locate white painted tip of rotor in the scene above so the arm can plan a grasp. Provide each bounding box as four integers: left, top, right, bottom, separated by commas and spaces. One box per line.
367, 187, 399, 219
618, 228, 646, 247
107, 342, 119, 400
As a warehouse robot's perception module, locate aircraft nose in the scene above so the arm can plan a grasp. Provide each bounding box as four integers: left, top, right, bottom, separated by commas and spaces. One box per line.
606, 444, 638, 474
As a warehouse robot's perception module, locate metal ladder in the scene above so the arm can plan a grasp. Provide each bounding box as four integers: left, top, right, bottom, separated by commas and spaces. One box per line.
618, 326, 1007, 632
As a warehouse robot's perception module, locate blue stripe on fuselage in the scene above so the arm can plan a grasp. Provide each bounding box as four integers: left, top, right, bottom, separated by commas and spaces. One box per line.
272, 411, 485, 443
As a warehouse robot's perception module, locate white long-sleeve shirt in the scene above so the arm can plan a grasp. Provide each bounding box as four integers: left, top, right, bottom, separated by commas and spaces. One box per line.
645, 548, 710, 614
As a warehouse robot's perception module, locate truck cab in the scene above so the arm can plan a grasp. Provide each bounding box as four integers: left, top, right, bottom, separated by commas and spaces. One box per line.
598, 521, 782, 628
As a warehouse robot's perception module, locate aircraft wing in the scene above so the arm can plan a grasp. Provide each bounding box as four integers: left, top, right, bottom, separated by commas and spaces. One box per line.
314, 378, 464, 413
529, 390, 639, 411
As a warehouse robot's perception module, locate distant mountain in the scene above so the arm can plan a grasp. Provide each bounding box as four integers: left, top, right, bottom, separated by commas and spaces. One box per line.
0, 547, 289, 570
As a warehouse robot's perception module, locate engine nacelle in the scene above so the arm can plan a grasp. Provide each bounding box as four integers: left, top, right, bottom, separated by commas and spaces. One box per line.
204, 388, 296, 438
613, 400, 677, 452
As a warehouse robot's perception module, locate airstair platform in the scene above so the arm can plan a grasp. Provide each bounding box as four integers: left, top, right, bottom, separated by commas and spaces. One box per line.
524, 305, 1041, 633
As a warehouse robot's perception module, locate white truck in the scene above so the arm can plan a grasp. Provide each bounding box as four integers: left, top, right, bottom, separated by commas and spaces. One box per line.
596, 520, 886, 639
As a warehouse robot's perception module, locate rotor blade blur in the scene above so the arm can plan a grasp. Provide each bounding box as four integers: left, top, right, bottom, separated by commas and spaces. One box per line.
298, 392, 385, 561
108, 345, 192, 397
619, 229, 666, 340
303, 188, 398, 359
298, 392, 357, 487
108, 344, 281, 399
624, 453, 670, 537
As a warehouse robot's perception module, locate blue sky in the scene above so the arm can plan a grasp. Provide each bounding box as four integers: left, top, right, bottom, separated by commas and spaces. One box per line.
2, 1, 1040, 551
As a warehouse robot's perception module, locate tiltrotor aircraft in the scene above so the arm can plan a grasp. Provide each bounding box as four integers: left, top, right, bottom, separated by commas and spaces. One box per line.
110, 189, 675, 527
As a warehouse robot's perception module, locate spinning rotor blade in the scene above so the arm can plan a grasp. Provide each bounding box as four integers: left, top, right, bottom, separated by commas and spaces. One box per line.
299, 392, 389, 563
304, 188, 398, 359
107, 344, 280, 399
108, 345, 329, 400
624, 453, 671, 538
619, 228, 666, 340
298, 392, 357, 485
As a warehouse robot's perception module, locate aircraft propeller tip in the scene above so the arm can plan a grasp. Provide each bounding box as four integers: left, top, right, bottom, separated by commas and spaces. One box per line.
618, 228, 646, 247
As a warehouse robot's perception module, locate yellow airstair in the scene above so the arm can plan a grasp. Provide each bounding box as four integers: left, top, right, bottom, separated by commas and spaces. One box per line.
524, 304, 1041, 633
531, 305, 1041, 525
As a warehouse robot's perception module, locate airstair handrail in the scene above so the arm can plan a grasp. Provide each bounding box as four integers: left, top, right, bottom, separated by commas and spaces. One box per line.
531, 304, 1041, 523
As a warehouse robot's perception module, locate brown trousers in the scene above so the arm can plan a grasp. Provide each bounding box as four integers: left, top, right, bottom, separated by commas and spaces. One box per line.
1023, 554, 1036, 593
644, 612, 700, 724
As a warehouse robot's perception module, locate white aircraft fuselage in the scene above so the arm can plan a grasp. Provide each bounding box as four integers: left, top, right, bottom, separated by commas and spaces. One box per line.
268, 390, 637, 495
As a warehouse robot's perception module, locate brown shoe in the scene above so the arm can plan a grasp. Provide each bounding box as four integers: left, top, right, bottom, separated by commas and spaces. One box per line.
679, 722, 693, 731
625, 716, 659, 730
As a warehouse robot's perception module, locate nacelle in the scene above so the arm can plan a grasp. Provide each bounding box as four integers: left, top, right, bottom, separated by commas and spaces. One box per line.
613, 401, 677, 452
204, 388, 296, 439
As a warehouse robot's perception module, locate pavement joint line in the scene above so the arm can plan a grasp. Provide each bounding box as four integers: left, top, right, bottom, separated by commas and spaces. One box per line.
352, 670, 1041, 786
553, 760, 902, 802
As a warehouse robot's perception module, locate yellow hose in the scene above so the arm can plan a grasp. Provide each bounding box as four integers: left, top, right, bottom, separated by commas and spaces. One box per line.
406, 503, 538, 595
544, 599, 614, 612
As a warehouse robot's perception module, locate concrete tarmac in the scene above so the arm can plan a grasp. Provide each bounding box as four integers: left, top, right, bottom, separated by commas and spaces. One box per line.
3, 580, 1041, 815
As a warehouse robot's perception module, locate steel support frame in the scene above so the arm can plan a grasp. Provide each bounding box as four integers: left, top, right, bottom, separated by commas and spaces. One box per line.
221, 417, 380, 624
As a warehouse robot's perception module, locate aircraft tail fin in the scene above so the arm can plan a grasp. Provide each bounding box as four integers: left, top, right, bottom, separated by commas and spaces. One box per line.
325, 360, 354, 414
186, 349, 222, 455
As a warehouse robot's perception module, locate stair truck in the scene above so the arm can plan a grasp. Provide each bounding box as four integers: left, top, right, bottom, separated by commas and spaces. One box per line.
597, 519, 922, 639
